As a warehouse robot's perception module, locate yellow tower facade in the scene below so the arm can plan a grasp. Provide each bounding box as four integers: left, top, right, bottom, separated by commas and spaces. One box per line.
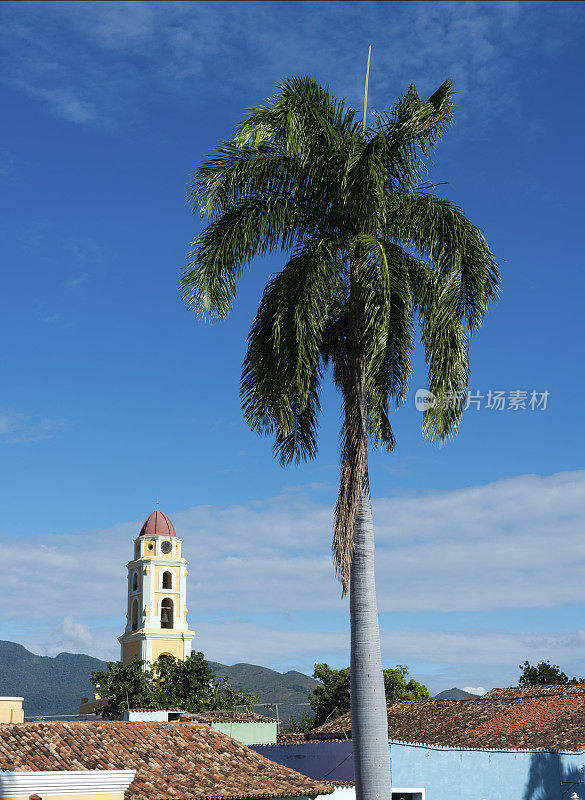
118, 509, 195, 665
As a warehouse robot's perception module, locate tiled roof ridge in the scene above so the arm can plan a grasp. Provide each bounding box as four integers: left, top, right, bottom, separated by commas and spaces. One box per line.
274, 736, 348, 746
312, 693, 585, 730
387, 737, 585, 754
484, 685, 585, 698
187, 710, 275, 723
0, 720, 334, 799
308, 693, 585, 750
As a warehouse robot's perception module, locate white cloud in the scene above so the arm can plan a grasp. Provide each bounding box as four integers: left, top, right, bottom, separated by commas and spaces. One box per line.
36, 617, 94, 657
5, 469, 585, 691
0, 409, 67, 444
372, 470, 585, 612
64, 274, 89, 289
0, 2, 581, 131
21, 618, 585, 696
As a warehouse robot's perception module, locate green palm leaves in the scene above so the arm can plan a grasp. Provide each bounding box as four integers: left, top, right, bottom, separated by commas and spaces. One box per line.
181, 75, 500, 594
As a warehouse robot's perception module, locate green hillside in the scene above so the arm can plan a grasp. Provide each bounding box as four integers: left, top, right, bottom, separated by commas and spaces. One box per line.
0, 641, 317, 721
208, 661, 317, 723
434, 687, 480, 700
0, 640, 107, 717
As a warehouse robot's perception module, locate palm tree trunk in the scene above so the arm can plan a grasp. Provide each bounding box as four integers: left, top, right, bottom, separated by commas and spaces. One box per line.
350, 470, 391, 800
345, 257, 391, 799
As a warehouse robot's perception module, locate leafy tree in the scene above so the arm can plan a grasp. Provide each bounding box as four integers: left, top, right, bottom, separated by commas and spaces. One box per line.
90, 652, 257, 720
518, 660, 585, 687
91, 655, 152, 720
181, 71, 499, 800
310, 663, 429, 726
285, 712, 318, 734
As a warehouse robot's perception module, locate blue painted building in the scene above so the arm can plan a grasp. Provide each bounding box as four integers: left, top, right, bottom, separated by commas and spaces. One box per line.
252, 739, 585, 799
390, 740, 585, 800
253, 685, 585, 799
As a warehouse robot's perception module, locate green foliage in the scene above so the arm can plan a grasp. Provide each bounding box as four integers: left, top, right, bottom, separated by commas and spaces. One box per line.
518, 660, 585, 687
309, 663, 430, 726
90, 652, 258, 720
284, 712, 318, 733
182, 74, 500, 593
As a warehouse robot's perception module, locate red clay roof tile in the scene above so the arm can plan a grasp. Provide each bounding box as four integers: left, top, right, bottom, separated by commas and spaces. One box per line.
0, 721, 333, 799
185, 711, 275, 724
309, 688, 585, 750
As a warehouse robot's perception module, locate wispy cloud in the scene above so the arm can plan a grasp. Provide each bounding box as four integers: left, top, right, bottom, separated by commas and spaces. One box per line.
18, 617, 585, 693
464, 686, 487, 696
17, 226, 108, 309
0, 409, 68, 443
4, 469, 585, 690
0, 2, 581, 132
64, 273, 89, 289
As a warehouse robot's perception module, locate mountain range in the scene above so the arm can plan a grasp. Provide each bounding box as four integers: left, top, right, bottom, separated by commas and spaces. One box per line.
0, 640, 317, 721
0, 640, 479, 719
434, 687, 480, 700
0, 640, 107, 718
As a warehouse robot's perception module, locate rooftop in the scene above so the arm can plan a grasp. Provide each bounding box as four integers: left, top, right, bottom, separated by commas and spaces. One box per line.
184, 710, 276, 723
308, 688, 585, 751
139, 509, 176, 538
483, 685, 585, 699
277, 733, 309, 744
0, 721, 333, 799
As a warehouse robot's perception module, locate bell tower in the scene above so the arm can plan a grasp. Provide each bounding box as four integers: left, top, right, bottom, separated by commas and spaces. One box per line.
118, 509, 195, 665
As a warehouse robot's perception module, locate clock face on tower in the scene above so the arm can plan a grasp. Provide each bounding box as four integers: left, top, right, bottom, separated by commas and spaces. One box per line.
161, 541, 172, 555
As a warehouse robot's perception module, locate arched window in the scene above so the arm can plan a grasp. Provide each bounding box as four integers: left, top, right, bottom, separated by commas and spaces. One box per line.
161, 598, 173, 629
132, 571, 138, 592
131, 599, 138, 631
162, 571, 172, 590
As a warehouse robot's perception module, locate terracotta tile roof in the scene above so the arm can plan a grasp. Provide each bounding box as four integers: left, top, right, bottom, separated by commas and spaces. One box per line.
277, 733, 309, 744
308, 691, 585, 750
184, 710, 275, 723
0, 721, 333, 799
484, 685, 585, 699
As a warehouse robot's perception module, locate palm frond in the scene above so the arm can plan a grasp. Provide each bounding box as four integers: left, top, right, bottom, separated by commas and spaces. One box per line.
365, 243, 417, 448
408, 260, 470, 441
187, 142, 299, 217
180, 197, 307, 319
343, 134, 388, 234
235, 75, 358, 156
272, 362, 322, 465
372, 79, 454, 190
241, 237, 344, 462
388, 192, 500, 329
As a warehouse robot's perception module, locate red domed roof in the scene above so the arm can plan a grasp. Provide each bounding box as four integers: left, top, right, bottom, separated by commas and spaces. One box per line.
139, 510, 176, 537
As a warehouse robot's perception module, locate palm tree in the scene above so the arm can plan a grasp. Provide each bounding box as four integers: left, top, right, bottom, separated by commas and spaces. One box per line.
180, 75, 499, 800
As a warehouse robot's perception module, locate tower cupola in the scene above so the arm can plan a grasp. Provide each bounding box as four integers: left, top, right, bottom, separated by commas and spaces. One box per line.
118, 508, 195, 666
139, 510, 176, 538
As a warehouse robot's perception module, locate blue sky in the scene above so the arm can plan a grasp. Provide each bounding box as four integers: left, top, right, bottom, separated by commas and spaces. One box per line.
1, 1, 585, 695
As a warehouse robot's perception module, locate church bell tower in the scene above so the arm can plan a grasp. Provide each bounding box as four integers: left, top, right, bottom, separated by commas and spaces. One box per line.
118, 509, 195, 665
